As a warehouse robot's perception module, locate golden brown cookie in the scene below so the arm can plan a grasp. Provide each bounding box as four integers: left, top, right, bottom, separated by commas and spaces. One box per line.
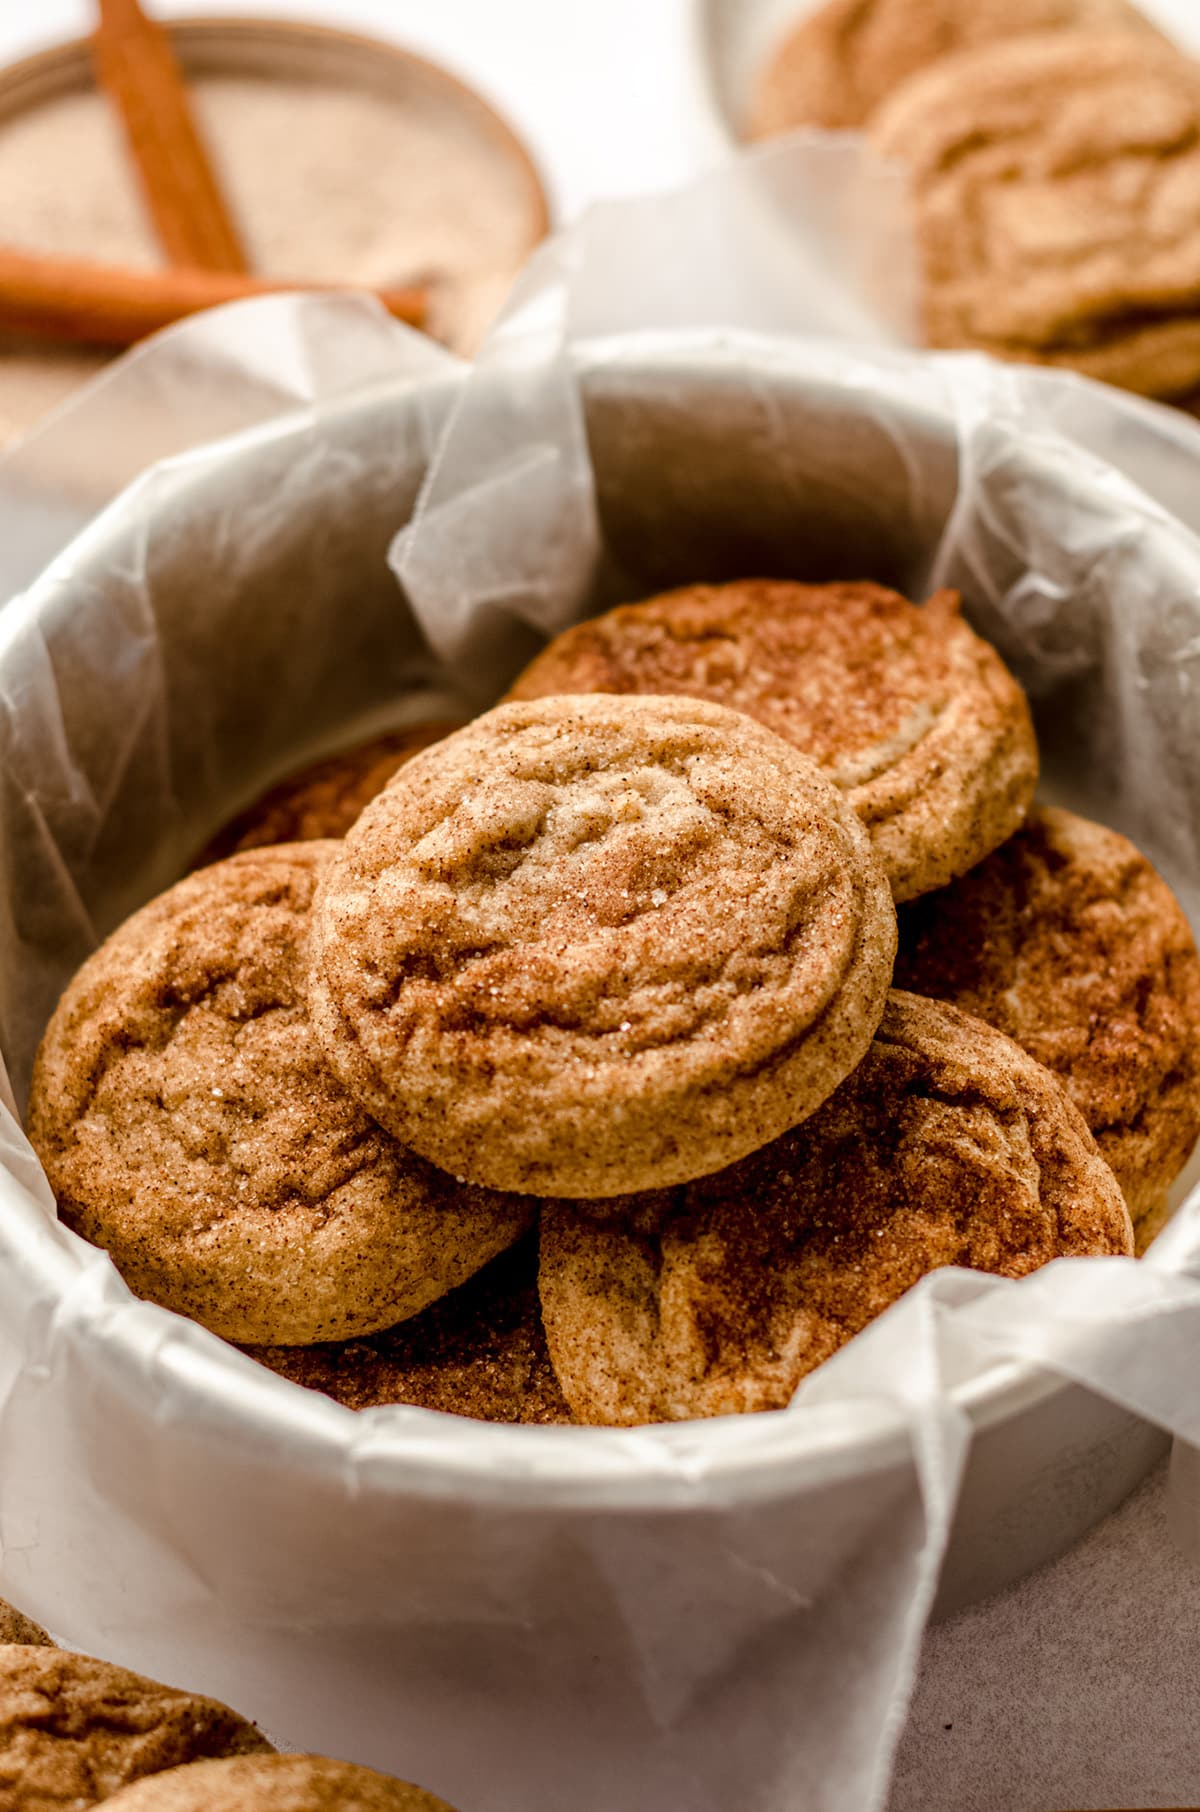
0, 1604, 51, 1649
748, 0, 1154, 135
248, 1233, 572, 1424
27, 844, 531, 1346
100, 1755, 456, 1812
192, 721, 464, 868
540, 991, 1133, 1425
871, 32, 1200, 399
504, 582, 1038, 903
895, 806, 1200, 1232
310, 694, 897, 1197
0, 1646, 272, 1811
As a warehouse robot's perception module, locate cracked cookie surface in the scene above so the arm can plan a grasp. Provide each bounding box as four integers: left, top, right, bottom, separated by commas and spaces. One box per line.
192, 721, 463, 867
0, 1646, 271, 1810
310, 694, 897, 1197
871, 31, 1200, 398
27, 844, 530, 1345
895, 806, 1200, 1237
539, 991, 1133, 1424
101, 1755, 456, 1811
505, 582, 1038, 902
748, 0, 1154, 135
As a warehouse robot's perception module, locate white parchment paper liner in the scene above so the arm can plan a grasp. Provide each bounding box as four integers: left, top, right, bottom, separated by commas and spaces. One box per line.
0, 145, 1199, 1812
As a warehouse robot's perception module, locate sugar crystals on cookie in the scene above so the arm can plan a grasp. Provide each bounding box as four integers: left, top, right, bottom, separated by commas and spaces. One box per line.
539, 992, 1134, 1425
0, 1599, 52, 1647
896, 806, 1200, 1243
505, 580, 1038, 902
0, 1647, 273, 1803
26, 842, 531, 1345
309, 694, 898, 1197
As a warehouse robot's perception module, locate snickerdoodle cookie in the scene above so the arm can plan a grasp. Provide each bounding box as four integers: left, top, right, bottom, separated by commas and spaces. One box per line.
249, 1233, 572, 1424
504, 582, 1038, 903
871, 32, 1200, 399
101, 1756, 456, 1812
895, 807, 1200, 1238
0, 1604, 50, 1648
540, 991, 1133, 1424
27, 844, 530, 1345
193, 721, 463, 867
748, 0, 1154, 136
0, 1646, 271, 1810
310, 694, 896, 1197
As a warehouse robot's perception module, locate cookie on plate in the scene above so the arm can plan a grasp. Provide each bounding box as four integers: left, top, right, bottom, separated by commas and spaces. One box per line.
0, 1601, 51, 1648
248, 1232, 572, 1424
539, 991, 1133, 1424
101, 1755, 456, 1811
504, 581, 1038, 902
871, 32, 1200, 399
192, 721, 463, 868
310, 694, 897, 1197
747, 0, 1155, 135
0, 1645, 272, 1808
895, 806, 1200, 1243
27, 844, 531, 1346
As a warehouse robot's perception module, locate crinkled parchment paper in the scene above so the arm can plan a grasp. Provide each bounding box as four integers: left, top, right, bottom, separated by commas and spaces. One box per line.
2, 145, 1200, 1812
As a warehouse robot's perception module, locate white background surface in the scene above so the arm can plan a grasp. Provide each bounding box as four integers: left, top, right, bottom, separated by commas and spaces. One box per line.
4, 2, 1200, 1808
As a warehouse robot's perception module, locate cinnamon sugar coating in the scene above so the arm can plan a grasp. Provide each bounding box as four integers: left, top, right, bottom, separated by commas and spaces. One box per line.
870, 32, 1200, 398
540, 992, 1133, 1425
747, 0, 1153, 135
309, 694, 897, 1197
192, 721, 463, 867
248, 1234, 571, 1424
27, 844, 530, 1345
896, 807, 1200, 1229
506, 581, 1037, 903
0, 1646, 271, 1810
101, 1755, 456, 1811
0, 1605, 51, 1649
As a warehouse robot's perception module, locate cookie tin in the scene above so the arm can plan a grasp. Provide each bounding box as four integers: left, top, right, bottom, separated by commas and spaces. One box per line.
0, 330, 1187, 1808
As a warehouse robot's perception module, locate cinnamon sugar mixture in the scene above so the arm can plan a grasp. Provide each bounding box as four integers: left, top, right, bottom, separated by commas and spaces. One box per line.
0, 57, 544, 440
248, 1236, 572, 1425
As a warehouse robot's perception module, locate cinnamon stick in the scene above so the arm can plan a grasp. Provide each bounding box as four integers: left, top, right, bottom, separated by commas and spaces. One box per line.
0, 249, 427, 347
91, 0, 248, 274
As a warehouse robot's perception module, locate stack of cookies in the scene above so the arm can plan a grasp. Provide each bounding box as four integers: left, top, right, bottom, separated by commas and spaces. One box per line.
0, 1601, 456, 1809
748, 0, 1200, 404
26, 577, 1200, 1427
